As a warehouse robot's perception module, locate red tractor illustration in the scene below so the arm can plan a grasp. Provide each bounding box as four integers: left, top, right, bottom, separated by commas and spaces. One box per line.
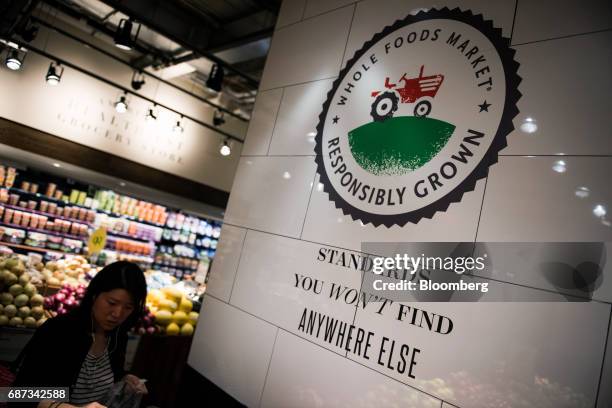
370, 65, 444, 122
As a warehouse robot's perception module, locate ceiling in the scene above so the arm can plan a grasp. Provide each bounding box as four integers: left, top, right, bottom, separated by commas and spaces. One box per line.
1, 0, 281, 118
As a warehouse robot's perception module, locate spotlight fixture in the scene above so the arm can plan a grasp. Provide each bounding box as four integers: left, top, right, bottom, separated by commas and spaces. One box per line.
145, 105, 158, 122
213, 110, 225, 127
114, 19, 141, 51
205, 64, 224, 93
131, 70, 145, 90
5, 49, 23, 71
45, 62, 64, 85
115, 92, 128, 113
173, 116, 184, 133
219, 139, 231, 156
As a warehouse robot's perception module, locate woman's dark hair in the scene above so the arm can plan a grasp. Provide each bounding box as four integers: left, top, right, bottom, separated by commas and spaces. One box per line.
77, 261, 147, 331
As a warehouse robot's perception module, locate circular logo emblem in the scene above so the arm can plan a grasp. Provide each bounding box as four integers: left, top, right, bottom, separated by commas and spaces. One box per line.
315, 8, 520, 227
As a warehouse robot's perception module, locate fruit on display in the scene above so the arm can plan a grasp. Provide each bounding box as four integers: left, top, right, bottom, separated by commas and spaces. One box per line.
43, 282, 86, 317
40, 256, 98, 287
165, 322, 180, 336
145, 286, 198, 335
180, 323, 194, 336
132, 305, 158, 335
188, 311, 198, 326
0, 255, 47, 328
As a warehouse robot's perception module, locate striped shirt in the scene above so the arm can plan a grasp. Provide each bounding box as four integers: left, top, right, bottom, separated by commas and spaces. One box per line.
70, 350, 114, 405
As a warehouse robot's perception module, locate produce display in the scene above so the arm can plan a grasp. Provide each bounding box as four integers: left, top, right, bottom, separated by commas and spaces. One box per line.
0, 255, 47, 328
0, 165, 219, 282
146, 287, 198, 336
39, 255, 98, 287
43, 282, 86, 316
0, 165, 208, 337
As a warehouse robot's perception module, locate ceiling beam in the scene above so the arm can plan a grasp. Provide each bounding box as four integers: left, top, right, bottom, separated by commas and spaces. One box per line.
42, 0, 173, 64
99, 0, 260, 88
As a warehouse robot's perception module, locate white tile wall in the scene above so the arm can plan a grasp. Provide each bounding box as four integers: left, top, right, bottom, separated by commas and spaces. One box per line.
352, 301, 610, 408
193, 1, 612, 407
597, 308, 612, 408
243, 88, 284, 156
302, 176, 486, 252
477, 157, 612, 242
261, 330, 441, 408
260, 5, 354, 90
276, 0, 307, 29
343, 0, 517, 67
512, 0, 612, 45
229, 230, 361, 352
205, 224, 247, 302
303, 0, 358, 19
472, 242, 612, 304
223, 156, 317, 238
268, 78, 335, 156
188, 296, 278, 406
506, 31, 612, 155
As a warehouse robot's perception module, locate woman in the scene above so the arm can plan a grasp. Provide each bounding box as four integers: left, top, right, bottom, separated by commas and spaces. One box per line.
11, 261, 149, 408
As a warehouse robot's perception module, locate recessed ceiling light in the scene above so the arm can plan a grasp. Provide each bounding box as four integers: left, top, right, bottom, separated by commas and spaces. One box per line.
552, 160, 566, 173
220, 140, 231, 156
574, 187, 589, 199
520, 117, 538, 134
593, 204, 607, 218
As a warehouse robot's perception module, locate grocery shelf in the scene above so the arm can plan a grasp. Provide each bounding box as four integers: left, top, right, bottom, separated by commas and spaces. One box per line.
0, 241, 77, 255
152, 263, 198, 272
159, 238, 216, 251
104, 230, 157, 243
162, 227, 219, 240
2, 202, 94, 227
5, 187, 166, 228
0, 221, 86, 241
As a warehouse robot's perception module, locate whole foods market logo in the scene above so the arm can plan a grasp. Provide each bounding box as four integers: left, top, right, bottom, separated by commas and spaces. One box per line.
314, 8, 520, 227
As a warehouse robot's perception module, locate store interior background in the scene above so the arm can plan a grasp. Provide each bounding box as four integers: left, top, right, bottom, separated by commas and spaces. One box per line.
0, 0, 611, 407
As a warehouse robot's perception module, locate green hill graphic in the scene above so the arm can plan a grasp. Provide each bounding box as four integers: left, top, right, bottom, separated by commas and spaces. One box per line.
348, 116, 455, 176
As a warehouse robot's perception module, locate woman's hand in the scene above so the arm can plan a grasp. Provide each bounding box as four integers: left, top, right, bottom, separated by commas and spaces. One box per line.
123, 373, 148, 395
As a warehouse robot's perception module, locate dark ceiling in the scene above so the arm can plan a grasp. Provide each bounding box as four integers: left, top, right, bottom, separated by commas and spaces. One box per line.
0, 0, 281, 117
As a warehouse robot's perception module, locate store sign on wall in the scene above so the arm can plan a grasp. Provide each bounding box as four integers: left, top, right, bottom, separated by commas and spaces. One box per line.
315, 8, 521, 227
56, 96, 187, 166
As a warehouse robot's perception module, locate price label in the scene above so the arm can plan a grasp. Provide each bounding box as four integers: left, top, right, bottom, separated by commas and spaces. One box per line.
87, 227, 107, 254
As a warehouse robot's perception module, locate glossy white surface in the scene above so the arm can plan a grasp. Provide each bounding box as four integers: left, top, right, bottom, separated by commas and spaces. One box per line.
205, 224, 247, 302
188, 296, 278, 407
512, 0, 612, 45
229, 230, 361, 352
275, 0, 306, 29
243, 88, 284, 156
352, 301, 610, 408
223, 156, 316, 238
260, 5, 354, 90
597, 308, 612, 408
268, 78, 335, 156
302, 175, 485, 251
472, 242, 612, 304
477, 157, 612, 241
303, 0, 358, 19
343, 0, 516, 68
261, 330, 441, 408
506, 31, 612, 155
193, 2, 612, 407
